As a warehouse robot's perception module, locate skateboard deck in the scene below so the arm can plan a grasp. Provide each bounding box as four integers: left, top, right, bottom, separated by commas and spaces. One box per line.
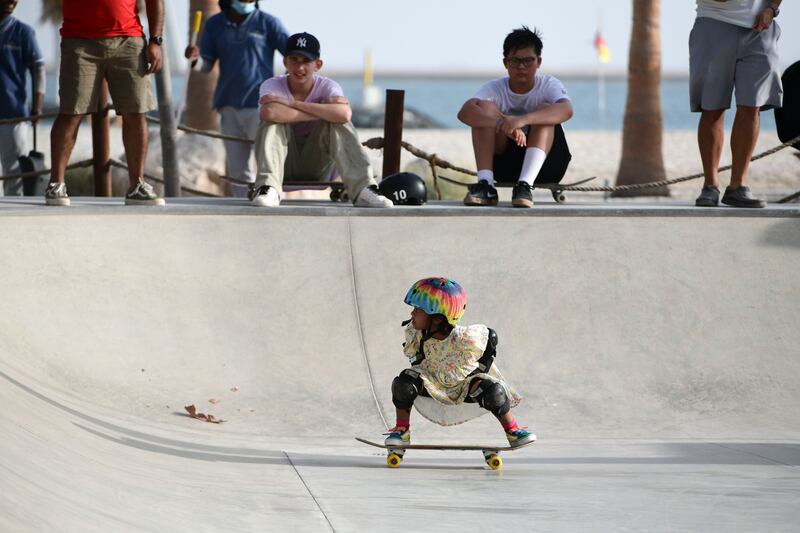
355, 436, 535, 470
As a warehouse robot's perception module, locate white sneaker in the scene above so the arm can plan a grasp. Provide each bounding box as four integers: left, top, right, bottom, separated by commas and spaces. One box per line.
251, 185, 280, 207
44, 182, 70, 206
354, 185, 393, 208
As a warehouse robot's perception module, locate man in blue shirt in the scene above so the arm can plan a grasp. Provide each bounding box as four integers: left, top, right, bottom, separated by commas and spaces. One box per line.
186, 0, 288, 196
0, 0, 44, 196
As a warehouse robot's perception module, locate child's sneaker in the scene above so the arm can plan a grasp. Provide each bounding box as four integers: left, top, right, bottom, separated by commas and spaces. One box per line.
384, 426, 410, 447
463, 179, 499, 206
125, 180, 165, 206
44, 182, 70, 206
511, 181, 534, 208
506, 427, 536, 448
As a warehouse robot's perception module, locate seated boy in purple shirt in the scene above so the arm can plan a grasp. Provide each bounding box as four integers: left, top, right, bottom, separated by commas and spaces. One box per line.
251, 32, 392, 207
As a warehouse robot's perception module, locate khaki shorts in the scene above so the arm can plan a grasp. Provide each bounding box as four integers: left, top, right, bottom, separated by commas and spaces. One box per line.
59, 37, 155, 115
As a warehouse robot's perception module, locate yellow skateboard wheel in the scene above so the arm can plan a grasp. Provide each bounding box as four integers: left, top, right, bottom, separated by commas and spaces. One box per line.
387, 453, 403, 468
486, 454, 503, 470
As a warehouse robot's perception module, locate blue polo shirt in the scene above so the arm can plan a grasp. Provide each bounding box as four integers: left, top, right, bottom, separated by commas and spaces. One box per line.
200, 10, 288, 110
0, 16, 44, 119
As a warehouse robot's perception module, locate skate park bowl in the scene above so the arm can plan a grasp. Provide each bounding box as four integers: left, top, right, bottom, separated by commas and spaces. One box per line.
0, 199, 798, 532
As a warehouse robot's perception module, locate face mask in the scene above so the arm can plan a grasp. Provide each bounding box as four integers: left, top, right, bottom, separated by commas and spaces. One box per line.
231, 0, 256, 15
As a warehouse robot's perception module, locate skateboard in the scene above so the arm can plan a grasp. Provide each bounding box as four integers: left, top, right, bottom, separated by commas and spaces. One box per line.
531, 176, 596, 204
355, 436, 535, 470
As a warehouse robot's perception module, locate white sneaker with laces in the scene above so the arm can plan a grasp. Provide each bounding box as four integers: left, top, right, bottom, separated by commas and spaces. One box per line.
251, 185, 280, 207
354, 185, 393, 208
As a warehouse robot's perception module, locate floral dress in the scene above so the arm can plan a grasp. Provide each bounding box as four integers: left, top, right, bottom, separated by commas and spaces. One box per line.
403, 323, 522, 426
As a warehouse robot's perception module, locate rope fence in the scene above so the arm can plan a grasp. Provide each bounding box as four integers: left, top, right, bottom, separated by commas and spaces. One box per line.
0, 159, 93, 181
108, 158, 221, 198
1, 109, 797, 203
361, 135, 800, 202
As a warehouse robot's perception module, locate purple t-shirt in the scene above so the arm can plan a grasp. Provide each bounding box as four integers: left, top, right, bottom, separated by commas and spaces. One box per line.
258, 74, 345, 138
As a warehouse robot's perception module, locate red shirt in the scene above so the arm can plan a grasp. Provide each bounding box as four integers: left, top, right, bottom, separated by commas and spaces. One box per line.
61, 0, 144, 39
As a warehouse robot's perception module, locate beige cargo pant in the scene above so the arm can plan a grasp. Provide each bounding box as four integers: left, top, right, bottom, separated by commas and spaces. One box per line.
254, 120, 376, 200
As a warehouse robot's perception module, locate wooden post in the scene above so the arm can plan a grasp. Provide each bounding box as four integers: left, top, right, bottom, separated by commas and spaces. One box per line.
91, 81, 111, 196
382, 89, 405, 178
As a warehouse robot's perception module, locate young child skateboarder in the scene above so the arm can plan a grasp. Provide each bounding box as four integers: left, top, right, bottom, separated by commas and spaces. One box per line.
252, 32, 392, 208
385, 277, 535, 448
457, 26, 573, 208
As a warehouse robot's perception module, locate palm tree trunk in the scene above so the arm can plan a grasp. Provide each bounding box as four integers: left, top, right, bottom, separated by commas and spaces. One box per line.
613, 0, 669, 197
184, 0, 220, 131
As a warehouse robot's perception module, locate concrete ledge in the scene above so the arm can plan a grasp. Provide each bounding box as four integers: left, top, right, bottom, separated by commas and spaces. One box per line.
1, 196, 799, 218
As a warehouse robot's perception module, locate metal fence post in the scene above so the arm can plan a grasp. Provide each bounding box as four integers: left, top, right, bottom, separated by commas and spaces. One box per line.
155, 39, 181, 197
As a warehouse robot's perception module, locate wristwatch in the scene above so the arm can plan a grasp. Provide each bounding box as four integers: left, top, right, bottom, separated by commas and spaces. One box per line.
768, 3, 780, 17
149, 36, 163, 46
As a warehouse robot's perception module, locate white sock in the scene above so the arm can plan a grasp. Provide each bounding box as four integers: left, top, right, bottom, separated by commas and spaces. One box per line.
477, 169, 494, 185
518, 148, 547, 186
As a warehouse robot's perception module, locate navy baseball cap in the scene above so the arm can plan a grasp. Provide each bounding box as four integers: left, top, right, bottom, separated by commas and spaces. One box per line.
286, 32, 321, 60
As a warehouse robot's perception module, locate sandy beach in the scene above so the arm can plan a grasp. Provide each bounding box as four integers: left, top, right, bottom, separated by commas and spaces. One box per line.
15, 124, 799, 202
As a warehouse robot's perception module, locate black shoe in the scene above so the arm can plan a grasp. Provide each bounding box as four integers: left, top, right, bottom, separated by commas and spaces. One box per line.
695, 185, 720, 207
721, 186, 766, 208
463, 180, 498, 206
511, 181, 534, 208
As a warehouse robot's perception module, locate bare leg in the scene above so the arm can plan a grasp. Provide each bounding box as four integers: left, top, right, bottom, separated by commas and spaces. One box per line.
697, 109, 725, 188
526, 124, 555, 151
121, 113, 148, 187
394, 408, 411, 427
49, 114, 84, 184
470, 100, 508, 171
729, 105, 760, 189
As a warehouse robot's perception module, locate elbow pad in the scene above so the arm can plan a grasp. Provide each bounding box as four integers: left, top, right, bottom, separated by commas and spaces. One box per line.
474, 327, 497, 374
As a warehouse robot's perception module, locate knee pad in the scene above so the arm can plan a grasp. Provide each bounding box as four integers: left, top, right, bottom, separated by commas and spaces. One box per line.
473, 381, 510, 416
392, 368, 423, 409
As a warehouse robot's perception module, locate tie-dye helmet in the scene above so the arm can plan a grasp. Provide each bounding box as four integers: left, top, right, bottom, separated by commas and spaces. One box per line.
404, 277, 467, 326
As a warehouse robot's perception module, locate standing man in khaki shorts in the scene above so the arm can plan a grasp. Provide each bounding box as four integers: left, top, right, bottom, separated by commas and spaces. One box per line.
45, 0, 165, 206
690, 0, 783, 208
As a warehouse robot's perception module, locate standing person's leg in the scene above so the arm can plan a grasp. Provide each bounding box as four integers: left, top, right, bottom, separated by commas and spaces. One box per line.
729, 106, 760, 188
219, 106, 258, 197
721, 20, 781, 208
47, 38, 106, 206
689, 17, 738, 207
697, 109, 726, 189
0, 123, 28, 196
106, 37, 161, 205
121, 113, 147, 187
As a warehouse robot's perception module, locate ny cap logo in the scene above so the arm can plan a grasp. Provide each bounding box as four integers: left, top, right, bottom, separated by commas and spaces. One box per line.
297, 37, 307, 48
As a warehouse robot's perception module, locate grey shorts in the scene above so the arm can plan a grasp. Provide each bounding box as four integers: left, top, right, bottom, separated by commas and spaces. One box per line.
689, 17, 782, 112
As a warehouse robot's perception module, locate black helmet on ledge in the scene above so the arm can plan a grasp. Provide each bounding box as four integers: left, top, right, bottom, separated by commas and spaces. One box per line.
378, 172, 427, 205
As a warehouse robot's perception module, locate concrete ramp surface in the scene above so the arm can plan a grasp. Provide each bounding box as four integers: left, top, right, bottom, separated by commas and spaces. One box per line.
0, 201, 798, 532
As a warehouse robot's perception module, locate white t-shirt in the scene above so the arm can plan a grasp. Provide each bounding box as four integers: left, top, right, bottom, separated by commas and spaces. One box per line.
259, 74, 345, 137
472, 74, 570, 117
696, 0, 769, 28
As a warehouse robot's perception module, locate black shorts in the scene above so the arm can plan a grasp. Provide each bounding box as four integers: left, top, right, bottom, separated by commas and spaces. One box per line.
493, 124, 572, 184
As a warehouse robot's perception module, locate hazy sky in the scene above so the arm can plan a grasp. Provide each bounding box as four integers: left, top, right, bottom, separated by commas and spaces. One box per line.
14, 0, 800, 74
